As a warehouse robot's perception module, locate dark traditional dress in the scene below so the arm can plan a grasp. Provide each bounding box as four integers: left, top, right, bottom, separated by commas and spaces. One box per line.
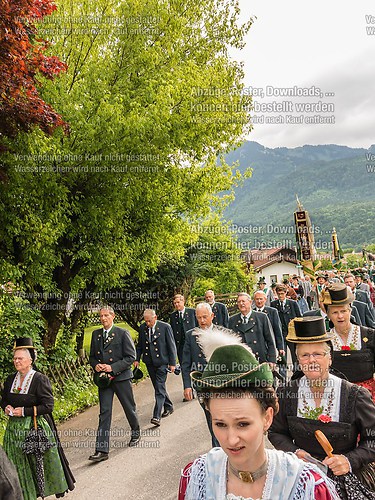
269, 375, 375, 498
330, 325, 375, 402
1, 370, 75, 500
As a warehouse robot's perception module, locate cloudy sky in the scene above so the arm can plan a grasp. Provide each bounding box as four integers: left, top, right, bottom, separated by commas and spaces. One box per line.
233, 0, 375, 148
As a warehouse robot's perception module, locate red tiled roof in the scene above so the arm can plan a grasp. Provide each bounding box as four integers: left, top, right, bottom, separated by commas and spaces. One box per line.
242, 247, 297, 271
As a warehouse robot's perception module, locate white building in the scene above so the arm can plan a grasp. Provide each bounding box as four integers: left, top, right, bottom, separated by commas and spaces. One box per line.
242, 247, 299, 285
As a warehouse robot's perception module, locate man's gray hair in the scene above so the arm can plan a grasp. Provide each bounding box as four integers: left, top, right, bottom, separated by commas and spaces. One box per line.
100, 306, 115, 314
144, 308, 156, 317
196, 302, 212, 313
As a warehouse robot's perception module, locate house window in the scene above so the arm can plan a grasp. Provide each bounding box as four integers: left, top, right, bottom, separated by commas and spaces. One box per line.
282, 274, 290, 281
270, 275, 277, 283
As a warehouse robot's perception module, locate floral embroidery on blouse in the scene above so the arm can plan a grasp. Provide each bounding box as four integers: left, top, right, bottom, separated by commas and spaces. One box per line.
11, 370, 35, 394
331, 325, 361, 351
298, 387, 334, 422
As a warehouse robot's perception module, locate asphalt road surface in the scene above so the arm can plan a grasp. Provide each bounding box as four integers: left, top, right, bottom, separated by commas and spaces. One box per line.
52, 373, 211, 500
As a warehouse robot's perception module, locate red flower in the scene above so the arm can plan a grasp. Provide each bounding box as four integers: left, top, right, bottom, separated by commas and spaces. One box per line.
318, 414, 332, 423
341, 345, 350, 351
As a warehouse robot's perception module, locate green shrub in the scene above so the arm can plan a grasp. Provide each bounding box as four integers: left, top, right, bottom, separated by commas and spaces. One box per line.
0, 293, 47, 380
52, 377, 99, 422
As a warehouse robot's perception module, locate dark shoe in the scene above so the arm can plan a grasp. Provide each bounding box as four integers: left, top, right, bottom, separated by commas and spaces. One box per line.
150, 417, 161, 426
128, 435, 141, 447
89, 451, 108, 462
161, 408, 174, 418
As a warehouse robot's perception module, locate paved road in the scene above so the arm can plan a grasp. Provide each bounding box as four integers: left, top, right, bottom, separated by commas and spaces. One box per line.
53, 374, 211, 500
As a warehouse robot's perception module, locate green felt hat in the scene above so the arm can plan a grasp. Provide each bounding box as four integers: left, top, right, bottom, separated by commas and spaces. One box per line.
93, 371, 114, 388
191, 344, 273, 390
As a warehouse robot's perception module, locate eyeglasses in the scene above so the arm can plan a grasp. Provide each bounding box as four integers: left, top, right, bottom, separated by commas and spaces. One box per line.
298, 352, 330, 361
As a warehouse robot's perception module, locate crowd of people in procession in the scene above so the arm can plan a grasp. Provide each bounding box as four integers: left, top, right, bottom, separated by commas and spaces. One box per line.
1, 268, 375, 499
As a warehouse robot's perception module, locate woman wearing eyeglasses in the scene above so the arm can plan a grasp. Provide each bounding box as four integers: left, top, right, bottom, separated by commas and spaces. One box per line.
321, 283, 375, 403
269, 316, 375, 498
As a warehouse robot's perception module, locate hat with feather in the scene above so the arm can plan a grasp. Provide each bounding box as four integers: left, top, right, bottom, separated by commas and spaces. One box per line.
190, 328, 273, 389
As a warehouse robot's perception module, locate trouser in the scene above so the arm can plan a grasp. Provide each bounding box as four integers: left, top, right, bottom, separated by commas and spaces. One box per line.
177, 340, 185, 365
147, 364, 173, 419
96, 379, 140, 453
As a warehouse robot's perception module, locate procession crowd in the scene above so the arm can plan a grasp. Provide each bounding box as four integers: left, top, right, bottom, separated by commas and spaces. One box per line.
1, 269, 375, 499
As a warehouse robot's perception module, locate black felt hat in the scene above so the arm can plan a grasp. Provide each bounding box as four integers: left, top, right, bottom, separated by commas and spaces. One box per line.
132, 367, 144, 381
321, 283, 354, 306
14, 337, 36, 350
286, 317, 333, 343
13, 337, 36, 361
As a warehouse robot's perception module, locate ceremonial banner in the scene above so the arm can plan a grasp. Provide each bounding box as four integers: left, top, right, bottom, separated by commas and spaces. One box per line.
331, 228, 343, 263
294, 210, 314, 261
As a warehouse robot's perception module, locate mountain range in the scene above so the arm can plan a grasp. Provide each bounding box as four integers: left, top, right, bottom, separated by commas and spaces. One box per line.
224, 142, 375, 251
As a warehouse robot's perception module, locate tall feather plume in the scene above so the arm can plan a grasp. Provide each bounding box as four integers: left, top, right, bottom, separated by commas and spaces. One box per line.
194, 326, 254, 361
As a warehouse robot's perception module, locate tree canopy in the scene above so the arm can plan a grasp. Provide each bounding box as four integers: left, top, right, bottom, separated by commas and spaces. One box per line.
0, 0, 253, 350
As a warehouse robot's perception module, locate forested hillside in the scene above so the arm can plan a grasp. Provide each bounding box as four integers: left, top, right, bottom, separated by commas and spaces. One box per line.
225, 142, 375, 250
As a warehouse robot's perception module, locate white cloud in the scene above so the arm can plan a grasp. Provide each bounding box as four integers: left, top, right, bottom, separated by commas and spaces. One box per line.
233, 0, 375, 147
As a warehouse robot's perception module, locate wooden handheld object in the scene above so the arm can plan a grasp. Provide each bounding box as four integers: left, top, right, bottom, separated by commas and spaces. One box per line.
315, 430, 333, 457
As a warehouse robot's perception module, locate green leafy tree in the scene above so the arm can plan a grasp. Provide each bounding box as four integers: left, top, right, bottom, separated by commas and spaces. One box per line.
104, 215, 253, 335
0, 0, 253, 350
0, 290, 47, 380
